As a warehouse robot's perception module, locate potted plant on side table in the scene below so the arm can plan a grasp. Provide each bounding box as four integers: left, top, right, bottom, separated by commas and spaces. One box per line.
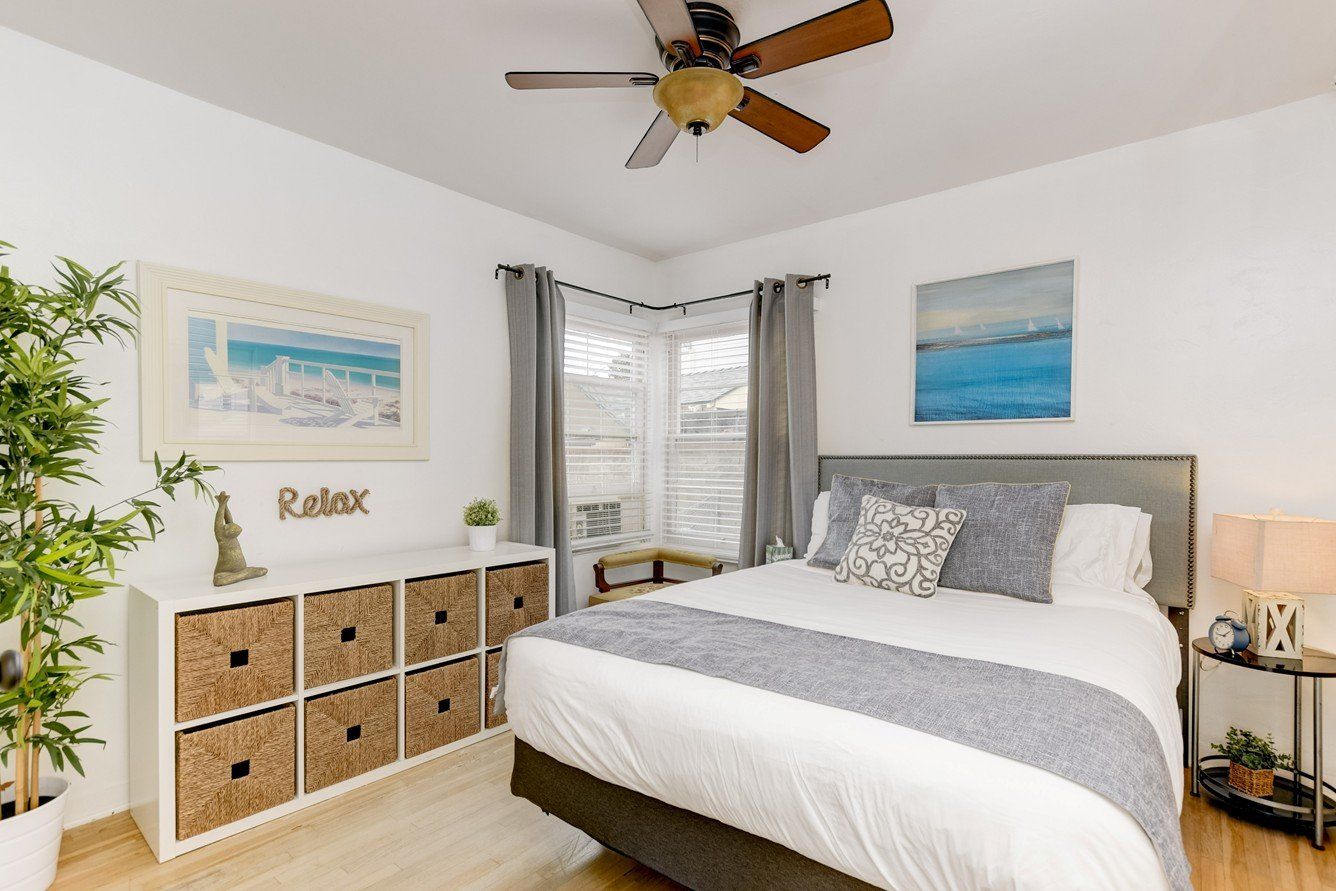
0, 244, 216, 889
464, 498, 500, 551
1212, 726, 1294, 798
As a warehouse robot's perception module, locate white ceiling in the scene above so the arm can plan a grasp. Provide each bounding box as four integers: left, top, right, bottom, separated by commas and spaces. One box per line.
3, 1, 1334, 259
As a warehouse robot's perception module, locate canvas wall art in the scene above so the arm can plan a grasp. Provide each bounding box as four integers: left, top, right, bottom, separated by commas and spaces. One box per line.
139, 264, 429, 460
912, 259, 1075, 424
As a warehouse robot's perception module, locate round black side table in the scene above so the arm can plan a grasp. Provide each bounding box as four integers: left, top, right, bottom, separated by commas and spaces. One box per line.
1190, 638, 1336, 848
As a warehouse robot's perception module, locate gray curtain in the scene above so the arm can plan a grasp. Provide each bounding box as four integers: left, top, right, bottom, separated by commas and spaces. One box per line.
739, 275, 819, 568
505, 264, 575, 615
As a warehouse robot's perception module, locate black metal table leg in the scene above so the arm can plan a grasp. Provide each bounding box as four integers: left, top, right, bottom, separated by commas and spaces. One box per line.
1315, 676, 1325, 849
1295, 676, 1304, 808
1191, 649, 1201, 796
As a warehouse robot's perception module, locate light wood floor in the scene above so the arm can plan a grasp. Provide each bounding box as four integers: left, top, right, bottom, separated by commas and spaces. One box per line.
56, 731, 1333, 890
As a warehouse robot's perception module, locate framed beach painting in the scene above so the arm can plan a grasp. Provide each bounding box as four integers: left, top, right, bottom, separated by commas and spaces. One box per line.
911, 259, 1076, 424
139, 264, 429, 460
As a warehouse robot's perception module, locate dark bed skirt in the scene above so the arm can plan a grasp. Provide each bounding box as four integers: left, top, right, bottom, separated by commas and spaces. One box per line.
510, 737, 875, 890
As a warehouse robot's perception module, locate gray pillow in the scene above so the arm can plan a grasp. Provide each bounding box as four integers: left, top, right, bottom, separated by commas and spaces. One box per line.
808, 474, 937, 569
935, 482, 1072, 603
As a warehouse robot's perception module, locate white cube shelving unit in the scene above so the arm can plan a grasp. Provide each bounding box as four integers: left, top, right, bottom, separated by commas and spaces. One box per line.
128, 541, 554, 862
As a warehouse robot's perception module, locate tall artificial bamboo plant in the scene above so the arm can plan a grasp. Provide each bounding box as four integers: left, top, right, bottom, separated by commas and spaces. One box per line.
0, 242, 216, 816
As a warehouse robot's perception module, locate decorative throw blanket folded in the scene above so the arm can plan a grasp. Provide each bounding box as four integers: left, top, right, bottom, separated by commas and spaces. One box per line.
496, 599, 1189, 891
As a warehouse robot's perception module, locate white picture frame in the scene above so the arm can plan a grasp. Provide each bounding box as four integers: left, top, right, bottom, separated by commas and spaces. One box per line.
138, 263, 429, 461
909, 257, 1079, 426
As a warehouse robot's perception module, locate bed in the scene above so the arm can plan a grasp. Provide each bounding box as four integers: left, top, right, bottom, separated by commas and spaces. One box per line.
505, 455, 1197, 890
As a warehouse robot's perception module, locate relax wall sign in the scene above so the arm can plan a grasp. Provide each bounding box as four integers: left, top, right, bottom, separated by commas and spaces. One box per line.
278, 486, 371, 519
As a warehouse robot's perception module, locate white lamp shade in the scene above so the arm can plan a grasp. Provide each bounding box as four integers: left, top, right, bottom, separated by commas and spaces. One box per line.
1212, 512, 1336, 594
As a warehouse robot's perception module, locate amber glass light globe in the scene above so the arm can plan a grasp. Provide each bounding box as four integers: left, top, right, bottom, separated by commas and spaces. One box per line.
652, 67, 744, 134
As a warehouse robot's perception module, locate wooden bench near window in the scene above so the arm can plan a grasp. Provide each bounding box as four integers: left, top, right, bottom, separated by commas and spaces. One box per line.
590, 548, 724, 606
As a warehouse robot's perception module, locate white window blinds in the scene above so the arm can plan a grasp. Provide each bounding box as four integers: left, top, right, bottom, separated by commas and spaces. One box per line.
662, 322, 750, 556
564, 318, 650, 544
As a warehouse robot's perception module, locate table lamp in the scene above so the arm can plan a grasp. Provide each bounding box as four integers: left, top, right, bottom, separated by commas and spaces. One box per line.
1211, 510, 1336, 658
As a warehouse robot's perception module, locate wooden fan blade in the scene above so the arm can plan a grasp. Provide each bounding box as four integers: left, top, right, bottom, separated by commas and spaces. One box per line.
728, 88, 830, 153
505, 72, 659, 90
732, 0, 893, 79
626, 112, 680, 169
634, 0, 701, 59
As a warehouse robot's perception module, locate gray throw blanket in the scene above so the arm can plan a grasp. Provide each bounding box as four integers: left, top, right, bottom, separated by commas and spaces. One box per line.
496, 599, 1188, 890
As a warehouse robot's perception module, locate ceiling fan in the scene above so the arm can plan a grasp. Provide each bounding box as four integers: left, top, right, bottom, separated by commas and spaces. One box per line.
505, 0, 893, 169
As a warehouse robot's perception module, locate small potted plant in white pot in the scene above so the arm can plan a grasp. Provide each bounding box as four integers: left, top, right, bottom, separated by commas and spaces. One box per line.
464, 498, 500, 551
1212, 726, 1294, 798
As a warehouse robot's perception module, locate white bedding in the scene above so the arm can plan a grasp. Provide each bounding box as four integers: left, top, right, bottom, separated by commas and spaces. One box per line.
505, 560, 1183, 890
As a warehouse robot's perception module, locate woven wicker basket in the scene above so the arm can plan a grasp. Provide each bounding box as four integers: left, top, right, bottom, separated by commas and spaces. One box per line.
404, 656, 481, 757
175, 599, 294, 722
485, 649, 506, 729
484, 562, 549, 647
1228, 761, 1275, 798
303, 677, 397, 792
175, 704, 296, 839
304, 584, 394, 688
404, 571, 479, 666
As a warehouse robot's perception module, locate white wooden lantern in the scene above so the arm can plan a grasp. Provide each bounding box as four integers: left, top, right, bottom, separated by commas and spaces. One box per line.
1245, 589, 1304, 659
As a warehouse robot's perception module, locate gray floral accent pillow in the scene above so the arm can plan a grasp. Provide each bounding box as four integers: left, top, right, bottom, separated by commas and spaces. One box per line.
834, 495, 967, 598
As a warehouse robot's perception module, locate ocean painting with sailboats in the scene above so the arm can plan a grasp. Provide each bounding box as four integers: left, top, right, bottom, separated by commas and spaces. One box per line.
913, 260, 1074, 423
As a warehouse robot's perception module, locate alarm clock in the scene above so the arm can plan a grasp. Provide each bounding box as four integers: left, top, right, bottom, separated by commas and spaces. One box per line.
1208, 611, 1250, 654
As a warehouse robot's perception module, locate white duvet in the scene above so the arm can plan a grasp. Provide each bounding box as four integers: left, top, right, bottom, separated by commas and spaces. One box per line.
505, 560, 1183, 890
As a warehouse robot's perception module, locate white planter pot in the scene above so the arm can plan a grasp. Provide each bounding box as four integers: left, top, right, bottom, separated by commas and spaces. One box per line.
0, 776, 69, 891
468, 525, 498, 551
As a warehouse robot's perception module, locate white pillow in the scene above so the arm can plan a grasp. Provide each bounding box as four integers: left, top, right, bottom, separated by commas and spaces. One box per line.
1052, 504, 1142, 591
805, 491, 830, 558
1124, 511, 1153, 592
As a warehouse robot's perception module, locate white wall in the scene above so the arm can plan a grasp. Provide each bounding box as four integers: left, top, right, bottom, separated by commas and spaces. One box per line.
658, 94, 1336, 773
0, 28, 658, 826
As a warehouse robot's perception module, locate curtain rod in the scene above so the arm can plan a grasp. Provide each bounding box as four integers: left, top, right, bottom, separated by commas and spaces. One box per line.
494, 264, 830, 315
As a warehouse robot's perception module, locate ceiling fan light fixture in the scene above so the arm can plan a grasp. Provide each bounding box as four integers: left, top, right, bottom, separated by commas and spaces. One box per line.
652, 67, 743, 135
506, 0, 895, 168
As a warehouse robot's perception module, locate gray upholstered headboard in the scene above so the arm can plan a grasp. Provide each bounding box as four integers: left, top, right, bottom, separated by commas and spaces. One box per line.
818, 454, 1197, 610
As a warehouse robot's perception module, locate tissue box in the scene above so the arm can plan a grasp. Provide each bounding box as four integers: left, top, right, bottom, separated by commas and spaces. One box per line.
765, 544, 794, 564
